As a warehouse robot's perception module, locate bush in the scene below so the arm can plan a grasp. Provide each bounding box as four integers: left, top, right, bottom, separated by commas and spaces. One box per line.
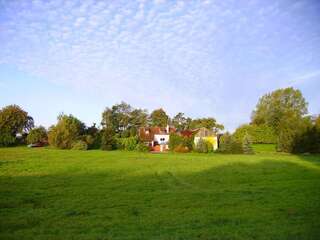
242, 134, 254, 154
116, 136, 138, 151
48, 114, 85, 149
71, 140, 88, 150
135, 143, 150, 152
233, 124, 276, 144
169, 133, 194, 151
101, 128, 116, 150
27, 126, 47, 144
194, 138, 210, 153
174, 144, 190, 153
218, 133, 243, 154
0, 130, 16, 147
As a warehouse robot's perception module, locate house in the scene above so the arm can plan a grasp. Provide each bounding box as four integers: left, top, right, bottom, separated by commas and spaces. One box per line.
138, 125, 176, 152
139, 126, 218, 152
193, 127, 218, 150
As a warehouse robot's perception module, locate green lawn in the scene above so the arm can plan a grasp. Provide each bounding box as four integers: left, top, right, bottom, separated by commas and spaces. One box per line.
0, 147, 320, 240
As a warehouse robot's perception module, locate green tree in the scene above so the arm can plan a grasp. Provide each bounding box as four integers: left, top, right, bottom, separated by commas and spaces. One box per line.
233, 124, 276, 144
150, 108, 169, 127
0, 105, 34, 146
48, 114, 85, 149
0, 105, 34, 135
171, 112, 192, 131
251, 87, 308, 131
101, 127, 116, 150
26, 126, 47, 144
189, 117, 224, 133
101, 102, 148, 137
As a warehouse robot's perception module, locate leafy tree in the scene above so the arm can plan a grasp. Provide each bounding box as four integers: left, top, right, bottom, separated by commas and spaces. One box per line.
251, 87, 308, 131
71, 140, 88, 150
150, 108, 169, 127
26, 126, 47, 144
48, 114, 85, 149
189, 117, 224, 133
101, 128, 116, 150
0, 105, 34, 146
171, 112, 192, 131
101, 102, 148, 137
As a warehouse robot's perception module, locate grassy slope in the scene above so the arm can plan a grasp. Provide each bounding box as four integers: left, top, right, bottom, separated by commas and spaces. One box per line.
0, 147, 320, 240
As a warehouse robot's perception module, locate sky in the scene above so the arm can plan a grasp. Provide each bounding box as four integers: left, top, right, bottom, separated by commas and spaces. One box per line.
0, 0, 320, 131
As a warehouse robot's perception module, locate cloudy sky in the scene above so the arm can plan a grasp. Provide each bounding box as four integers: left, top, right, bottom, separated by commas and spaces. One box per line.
0, 0, 319, 131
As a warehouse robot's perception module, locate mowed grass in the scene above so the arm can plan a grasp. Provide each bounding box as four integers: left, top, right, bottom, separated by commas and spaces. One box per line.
0, 147, 320, 240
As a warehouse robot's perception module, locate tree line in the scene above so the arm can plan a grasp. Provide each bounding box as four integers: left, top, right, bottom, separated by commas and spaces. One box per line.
0, 103, 224, 151
0, 87, 319, 153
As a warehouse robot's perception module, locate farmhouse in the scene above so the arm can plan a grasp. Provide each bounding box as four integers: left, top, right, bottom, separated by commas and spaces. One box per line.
139, 126, 218, 152
138, 125, 176, 152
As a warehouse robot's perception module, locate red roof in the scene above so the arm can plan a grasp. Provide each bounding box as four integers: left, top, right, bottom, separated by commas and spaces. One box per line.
139, 126, 176, 142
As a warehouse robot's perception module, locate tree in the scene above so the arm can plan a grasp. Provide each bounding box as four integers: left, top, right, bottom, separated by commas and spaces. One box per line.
189, 117, 224, 133
218, 132, 243, 154
251, 87, 308, 132
171, 112, 191, 131
150, 108, 169, 127
233, 124, 276, 144
0, 105, 34, 136
48, 114, 85, 149
26, 126, 47, 144
101, 127, 116, 150
0, 105, 34, 146
101, 102, 148, 137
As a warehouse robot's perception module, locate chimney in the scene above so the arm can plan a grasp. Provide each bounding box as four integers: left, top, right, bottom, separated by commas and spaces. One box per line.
166, 124, 169, 133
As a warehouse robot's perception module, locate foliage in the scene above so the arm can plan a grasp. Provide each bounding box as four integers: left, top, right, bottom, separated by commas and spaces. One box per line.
83, 124, 101, 149
101, 102, 148, 137
26, 126, 47, 144
135, 143, 150, 152
194, 138, 212, 153
169, 133, 193, 151
251, 87, 308, 132
242, 134, 254, 154
233, 124, 276, 144
48, 114, 85, 149
276, 115, 311, 153
0, 105, 34, 146
0, 130, 15, 147
101, 128, 117, 150
149, 108, 169, 127
171, 112, 192, 131
71, 140, 88, 150
116, 136, 138, 151
173, 144, 190, 153
218, 133, 243, 154
189, 117, 224, 133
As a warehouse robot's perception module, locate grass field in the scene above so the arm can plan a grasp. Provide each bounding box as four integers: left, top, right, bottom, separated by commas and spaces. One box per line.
1, 147, 320, 240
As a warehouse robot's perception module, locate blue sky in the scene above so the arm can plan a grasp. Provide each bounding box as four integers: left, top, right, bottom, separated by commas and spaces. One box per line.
0, 0, 319, 131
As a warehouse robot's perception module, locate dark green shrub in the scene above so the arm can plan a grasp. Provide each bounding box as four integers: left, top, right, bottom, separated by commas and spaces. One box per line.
135, 143, 150, 152
169, 133, 194, 151
218, 133, 243, 154
27, 126, 47, 144
116, 136, 138, 151
71, 140, 88, 150
101, 128, 116, 150
233, 124, 276, 144
0, 130, 15, 147
48, 114, 85, 149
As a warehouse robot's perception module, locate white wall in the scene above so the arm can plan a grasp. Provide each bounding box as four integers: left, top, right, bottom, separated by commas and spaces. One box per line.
154, 134, 169, 145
